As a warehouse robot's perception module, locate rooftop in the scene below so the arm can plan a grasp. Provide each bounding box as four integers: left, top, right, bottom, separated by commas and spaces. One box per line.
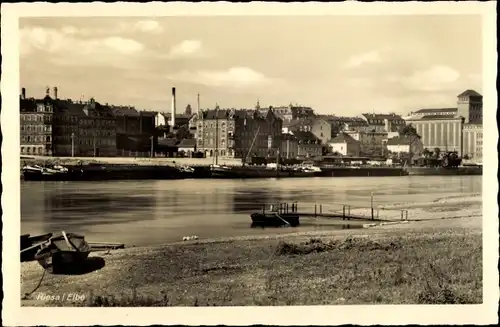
387, 136, 414, 146
329, 133, 359, 144
178, 138, 197, 148
458, 89, 482, 98
362, 113, 404, 122
413, 108, 457, 114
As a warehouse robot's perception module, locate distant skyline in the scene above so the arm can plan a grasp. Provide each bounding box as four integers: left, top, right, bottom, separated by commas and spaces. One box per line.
20, 15, 482, 116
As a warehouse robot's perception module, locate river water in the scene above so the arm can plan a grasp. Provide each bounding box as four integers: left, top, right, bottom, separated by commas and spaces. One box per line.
21, 176, 482, 246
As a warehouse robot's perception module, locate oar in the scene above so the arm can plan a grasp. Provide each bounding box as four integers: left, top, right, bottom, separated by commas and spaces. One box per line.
274, 213, 291, 227
62, 231, 80, 252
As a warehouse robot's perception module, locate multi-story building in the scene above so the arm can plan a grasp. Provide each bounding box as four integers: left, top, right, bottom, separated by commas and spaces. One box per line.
78, 99, 117, 157
405, 89, 483, 157
320, 115, 370, 136
463, 124, 483, 162
327, 133, 361, 157
51, 98, 84, 157
406, 116, 463, 154
20, 87, 54, 156
251, 103, 314, 123
197, 106, 282, 160
291, 131, 322, 158
346, 131, 388, 157
110, 106, 157, 157
361, 113, 406, 133
283, 116, 331, 145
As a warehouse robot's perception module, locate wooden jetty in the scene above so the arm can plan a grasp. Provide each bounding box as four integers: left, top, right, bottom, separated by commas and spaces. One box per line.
256, 201, 409, 222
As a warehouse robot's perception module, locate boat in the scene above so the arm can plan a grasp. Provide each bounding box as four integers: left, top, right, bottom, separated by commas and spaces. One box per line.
21, 233, 53, 262
34, 231, 91, 272
405, 151, 482, 176
22, 164, 70, 181
250, 202, 300, 227
250, 212, 300, 227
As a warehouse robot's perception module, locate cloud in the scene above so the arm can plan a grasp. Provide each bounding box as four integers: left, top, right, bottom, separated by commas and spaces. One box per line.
166, 67, 281, 88
133, 20, 163, 34
343, 50, 383, 69
20, 26, 145, 66
167, 40, 205, 59
399, 65, 461, 92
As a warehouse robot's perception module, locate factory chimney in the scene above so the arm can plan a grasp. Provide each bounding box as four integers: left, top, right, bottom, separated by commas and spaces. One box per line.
171, 87, 176, 128
21, 87, 26, 99
53, 87, 58, 99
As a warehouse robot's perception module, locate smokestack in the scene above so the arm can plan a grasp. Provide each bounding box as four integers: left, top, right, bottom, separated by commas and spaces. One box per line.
53, 87, 58, 99
171, 87, 176, 127
21, 87, 26, 99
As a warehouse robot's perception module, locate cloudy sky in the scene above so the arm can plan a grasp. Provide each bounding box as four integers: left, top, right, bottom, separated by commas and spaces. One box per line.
20, 15, 482, 115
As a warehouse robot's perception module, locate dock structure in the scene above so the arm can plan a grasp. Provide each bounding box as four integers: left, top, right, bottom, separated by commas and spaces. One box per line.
259, 201, 409, 222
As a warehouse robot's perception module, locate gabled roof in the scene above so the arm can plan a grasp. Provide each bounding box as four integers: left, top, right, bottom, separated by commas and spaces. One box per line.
178, 138, 196, 148
329, 133, 359, 144
458, 89, 482, 98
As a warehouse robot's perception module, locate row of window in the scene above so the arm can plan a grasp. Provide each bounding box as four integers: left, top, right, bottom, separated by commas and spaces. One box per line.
21, 114, 52, 122
20, 146, 47, 154
78, 139, 116, 146
21, 125, 52, 133
21, 135, 51, 143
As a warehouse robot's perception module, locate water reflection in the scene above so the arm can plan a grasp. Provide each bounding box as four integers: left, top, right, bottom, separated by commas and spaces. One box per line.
21, 176, 482, 246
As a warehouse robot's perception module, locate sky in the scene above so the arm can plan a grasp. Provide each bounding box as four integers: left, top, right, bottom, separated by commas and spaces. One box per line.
19, 15, 482, 116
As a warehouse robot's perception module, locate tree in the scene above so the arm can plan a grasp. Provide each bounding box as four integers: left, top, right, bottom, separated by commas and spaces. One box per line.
399, 124, 421, 138
185, 104, 192, 116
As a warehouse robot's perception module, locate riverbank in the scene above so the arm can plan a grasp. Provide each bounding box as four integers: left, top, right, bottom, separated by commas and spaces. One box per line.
21, 216, 482, 306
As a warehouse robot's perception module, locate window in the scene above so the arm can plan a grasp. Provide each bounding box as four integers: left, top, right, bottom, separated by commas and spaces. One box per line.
21, 147, 25, 153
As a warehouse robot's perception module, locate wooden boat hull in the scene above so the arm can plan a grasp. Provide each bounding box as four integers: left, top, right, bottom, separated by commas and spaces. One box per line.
34, 232, 92, 272
21, 233, 53, 262
250, 213, 300, 227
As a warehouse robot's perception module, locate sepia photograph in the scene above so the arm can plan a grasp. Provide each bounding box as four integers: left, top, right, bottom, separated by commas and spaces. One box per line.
1, 1, 498, 326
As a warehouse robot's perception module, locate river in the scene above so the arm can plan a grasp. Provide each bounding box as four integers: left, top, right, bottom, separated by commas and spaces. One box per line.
21, 176, 482, 246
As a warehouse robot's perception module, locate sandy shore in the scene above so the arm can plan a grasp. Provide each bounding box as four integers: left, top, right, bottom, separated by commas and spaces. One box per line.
21, 214, 482, 306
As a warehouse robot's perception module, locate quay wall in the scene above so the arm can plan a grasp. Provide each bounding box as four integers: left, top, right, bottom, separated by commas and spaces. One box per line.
21, 156, 244, 167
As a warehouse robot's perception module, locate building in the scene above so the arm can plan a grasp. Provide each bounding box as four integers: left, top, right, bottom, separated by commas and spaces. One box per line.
345, 131, 388, 157
280, 133, 299, 159
253, 103, 314, 123
78, 99, 117, 157
361, 113, 406, 133
20, 87, 55, 156
292, 131, 322, 158
386, 135, 424, 155
462, 124, 483, 162
320, 115, 370, 136
283, 116, 331, 145
327, 133, 361, 157
110, 105, 157, 157
177, 138, 197, 156
196, 106, 283, 160
405, 89, 483, 157
406, 116, 464, 154
457, 89, 483, 124
406, 108, 457, 119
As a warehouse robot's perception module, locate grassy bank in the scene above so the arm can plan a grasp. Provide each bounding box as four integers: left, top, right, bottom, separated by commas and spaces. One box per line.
21, 226, 482, 306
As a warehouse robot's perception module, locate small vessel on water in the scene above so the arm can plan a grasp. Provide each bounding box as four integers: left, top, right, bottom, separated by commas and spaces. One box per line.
22, 164, 70, 181
405, 151, 482, 176
34, 231, 91, 272
250, 202, 300, 227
